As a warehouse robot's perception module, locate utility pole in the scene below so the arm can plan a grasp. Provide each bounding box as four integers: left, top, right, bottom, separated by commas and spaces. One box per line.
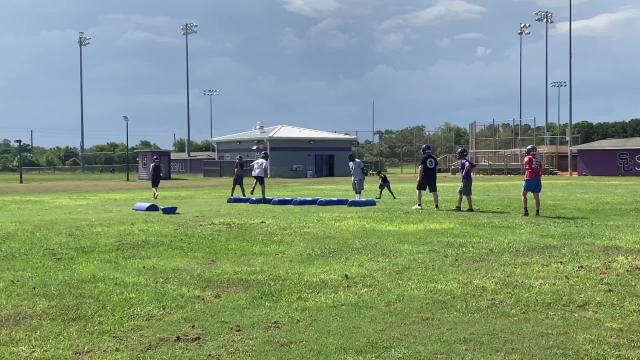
123, 116, 130, 182
14, 139, 23, 184
568, 0, 574, 176
180, 22, 198, 173
30, 130, 33, 152
372, 99, 375, 143
202, 89, 222, 153
78, 32, 91, 172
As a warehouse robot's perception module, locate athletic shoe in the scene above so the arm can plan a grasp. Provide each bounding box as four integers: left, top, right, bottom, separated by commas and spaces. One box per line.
453, 207, 462, 211
250, 189, 254, 195
376, 197, 381, 199
412, 205, 423, 210
535, 210, 540, 217
435, 205, 439, 210
466, 208, 474, 212
523, 211, 529, 217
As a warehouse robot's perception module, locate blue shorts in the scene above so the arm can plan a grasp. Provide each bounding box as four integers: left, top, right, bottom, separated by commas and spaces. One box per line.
523, 178, 542, 193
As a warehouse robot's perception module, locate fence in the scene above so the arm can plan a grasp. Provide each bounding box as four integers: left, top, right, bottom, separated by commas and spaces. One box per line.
22, 164, 139, 174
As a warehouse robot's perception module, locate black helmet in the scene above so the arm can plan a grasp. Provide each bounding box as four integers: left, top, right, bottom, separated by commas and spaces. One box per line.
456, 148, 469, 160
260, 151, 269, 160
526, 145, 538, 155
421, 144, 432, 154
236, 155, 243, 160
348, 153, 356, 162
153, 156, 159, 161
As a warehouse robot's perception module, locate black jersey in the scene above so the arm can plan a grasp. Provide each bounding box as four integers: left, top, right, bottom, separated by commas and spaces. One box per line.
150, 163, 162, 180
379, 174, 390, 184
420, 154, 438, 180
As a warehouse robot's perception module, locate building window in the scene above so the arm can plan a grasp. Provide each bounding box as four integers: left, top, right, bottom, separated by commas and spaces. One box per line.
142, 156, 147, 167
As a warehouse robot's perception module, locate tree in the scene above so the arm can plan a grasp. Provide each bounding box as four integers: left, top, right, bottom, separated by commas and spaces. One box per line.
65, 158, 81, 167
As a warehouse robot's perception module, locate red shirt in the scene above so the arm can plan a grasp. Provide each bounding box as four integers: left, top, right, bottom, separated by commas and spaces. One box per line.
524, 155, 542, 179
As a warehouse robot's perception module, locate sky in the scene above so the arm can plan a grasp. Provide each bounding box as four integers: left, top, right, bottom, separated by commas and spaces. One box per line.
0, 0, 639, 148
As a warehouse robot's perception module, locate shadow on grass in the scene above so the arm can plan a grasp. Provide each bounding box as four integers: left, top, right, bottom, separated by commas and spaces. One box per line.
442, 209, 510, 214
540, 215, 587, 221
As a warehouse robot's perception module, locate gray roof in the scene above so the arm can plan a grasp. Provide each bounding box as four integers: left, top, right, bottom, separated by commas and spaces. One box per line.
572, 137, 640, 150
213, 125, 356, 142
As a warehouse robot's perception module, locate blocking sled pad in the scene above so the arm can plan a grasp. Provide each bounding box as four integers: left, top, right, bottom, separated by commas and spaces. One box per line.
132, 203, 160, 212
271, 198, 295, 205
317, 198, 350, 206
227, 197, 251, 204
249, 197, 274, 204
292, 198, 320, 206
160, 206, 178, 215
347, 199, 377, 207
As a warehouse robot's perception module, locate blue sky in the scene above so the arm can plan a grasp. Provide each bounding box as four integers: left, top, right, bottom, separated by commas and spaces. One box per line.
1, 0, 638, 148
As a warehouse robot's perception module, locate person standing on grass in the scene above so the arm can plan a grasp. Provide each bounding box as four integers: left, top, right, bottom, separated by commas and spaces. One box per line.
522, 145, 543, 216
376, 170, 396, 199
231, 155, 246, 197
348, 154, 366, 200
454, 148, 475, 212
414, 144, 439, 210
150, 156, 163, 199
250, 151, 269, 202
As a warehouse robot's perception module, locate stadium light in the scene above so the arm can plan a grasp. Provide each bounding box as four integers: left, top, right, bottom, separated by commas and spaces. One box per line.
180, 22, 198, 172
517, 23, 531, 123
202, 89, 222, 153
534, 11, 554, 148
569, 0, 574, 176
78, 31, 91, 172
14, 139, 23, 184
123, 116, 130, 182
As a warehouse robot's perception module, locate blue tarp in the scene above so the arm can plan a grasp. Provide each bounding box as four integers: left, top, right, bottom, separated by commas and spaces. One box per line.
227, 197, 251, 204
317, 198, 350, 206
132, 203, 160, 212
347, 199, 377, 207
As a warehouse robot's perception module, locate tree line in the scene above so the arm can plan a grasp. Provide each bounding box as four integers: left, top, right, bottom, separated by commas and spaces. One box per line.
1, 119, 639, 171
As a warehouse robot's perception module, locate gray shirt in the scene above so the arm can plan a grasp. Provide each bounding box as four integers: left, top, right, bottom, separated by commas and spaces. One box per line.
349, 159, 365, 181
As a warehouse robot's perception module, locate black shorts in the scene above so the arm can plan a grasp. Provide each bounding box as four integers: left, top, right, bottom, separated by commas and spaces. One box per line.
151, 179, 160, 188
233, 175, 244, 186
379, 183, 391, 190
417, 178, 437, 193
253, 176, 265, 186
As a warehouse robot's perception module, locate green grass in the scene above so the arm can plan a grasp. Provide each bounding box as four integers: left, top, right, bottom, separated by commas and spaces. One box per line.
1, 173, 640, 359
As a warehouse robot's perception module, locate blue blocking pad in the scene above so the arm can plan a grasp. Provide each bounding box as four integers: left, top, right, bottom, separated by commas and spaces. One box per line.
132, 203, 160, 212
292, 198, 320, 206
317, 198, 350, 206
249, 197, 274, 204
227, 197, 251, 204
347, 199, 377, 207
161, 206, 178, 215
271, 198, 295, 205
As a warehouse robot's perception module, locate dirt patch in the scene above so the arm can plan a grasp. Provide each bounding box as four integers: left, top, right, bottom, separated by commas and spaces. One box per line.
628, 263, 640, 275
265, 320, 284, 331
231, 324, 242, 333
196, 283, 250, 303
0, 309, 34, 333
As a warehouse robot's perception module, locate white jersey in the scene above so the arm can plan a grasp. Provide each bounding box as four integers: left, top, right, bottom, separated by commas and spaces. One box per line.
349, 159, 365, 181
251, 158, 268, 177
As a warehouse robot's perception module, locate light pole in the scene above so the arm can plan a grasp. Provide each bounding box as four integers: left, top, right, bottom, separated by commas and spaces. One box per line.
517, 23, 531, 151
551, 81, 567, 171
123, 116, 130, 182
180, 22, 198, 173
535, 10, 554, 148
569, 0, 574, 176
14, 140, 23, 184
78, 31, 91, 172
202, 89, 222, 153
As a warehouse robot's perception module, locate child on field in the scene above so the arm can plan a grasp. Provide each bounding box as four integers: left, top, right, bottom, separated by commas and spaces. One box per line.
376, 170, 396, 199
454, 148, 475, 212
414, 144, 439, 210
522, 145, 543, 216
231, 155, 246, 197
149, 156, 162, 199
348, 154, 366, 200
250, 152, 269, 202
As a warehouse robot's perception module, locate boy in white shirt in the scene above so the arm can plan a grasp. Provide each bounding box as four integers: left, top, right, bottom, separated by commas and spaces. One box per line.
348, 154, 366, 200
250, 151, 269, 202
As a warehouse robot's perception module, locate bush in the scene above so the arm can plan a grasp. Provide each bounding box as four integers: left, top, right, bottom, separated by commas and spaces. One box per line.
65, 158, 81, 167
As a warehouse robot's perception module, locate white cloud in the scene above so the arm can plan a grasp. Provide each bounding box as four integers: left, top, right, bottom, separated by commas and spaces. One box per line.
475, 46, 492, 57
282, 0, 341, 18
454, 32, 486, 40
306, 18, 355, 50
435, 37, 452, 47
380, 0, 487, 30
554, 8, 640, 36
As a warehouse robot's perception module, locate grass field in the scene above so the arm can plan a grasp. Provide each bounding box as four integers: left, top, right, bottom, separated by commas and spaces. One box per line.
1, 173, 640, 359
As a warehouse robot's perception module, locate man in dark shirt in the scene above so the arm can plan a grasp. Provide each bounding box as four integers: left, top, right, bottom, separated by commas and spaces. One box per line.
149, 156, 162, 199
414, 144, 439, 210
375, 170, 396, 199
231, 156, 246, 197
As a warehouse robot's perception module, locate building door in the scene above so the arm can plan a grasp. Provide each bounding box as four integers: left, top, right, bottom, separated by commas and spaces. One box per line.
314, 155, 335, 177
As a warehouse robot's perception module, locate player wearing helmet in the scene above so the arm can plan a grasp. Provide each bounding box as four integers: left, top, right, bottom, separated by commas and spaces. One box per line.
150, 155, 163, 199
522, 145, 542, 216
249, 152, 269, 203
348, 153, 366, 199
414, 144, 439, 210
454, 148, 475, 212
231, 155, 246, 197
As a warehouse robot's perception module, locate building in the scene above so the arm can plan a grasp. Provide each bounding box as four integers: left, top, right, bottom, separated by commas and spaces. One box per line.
170, 152, 216, 174
136, 150, 171, 180
574, 137, 640, 176
213, 123, 356, 178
